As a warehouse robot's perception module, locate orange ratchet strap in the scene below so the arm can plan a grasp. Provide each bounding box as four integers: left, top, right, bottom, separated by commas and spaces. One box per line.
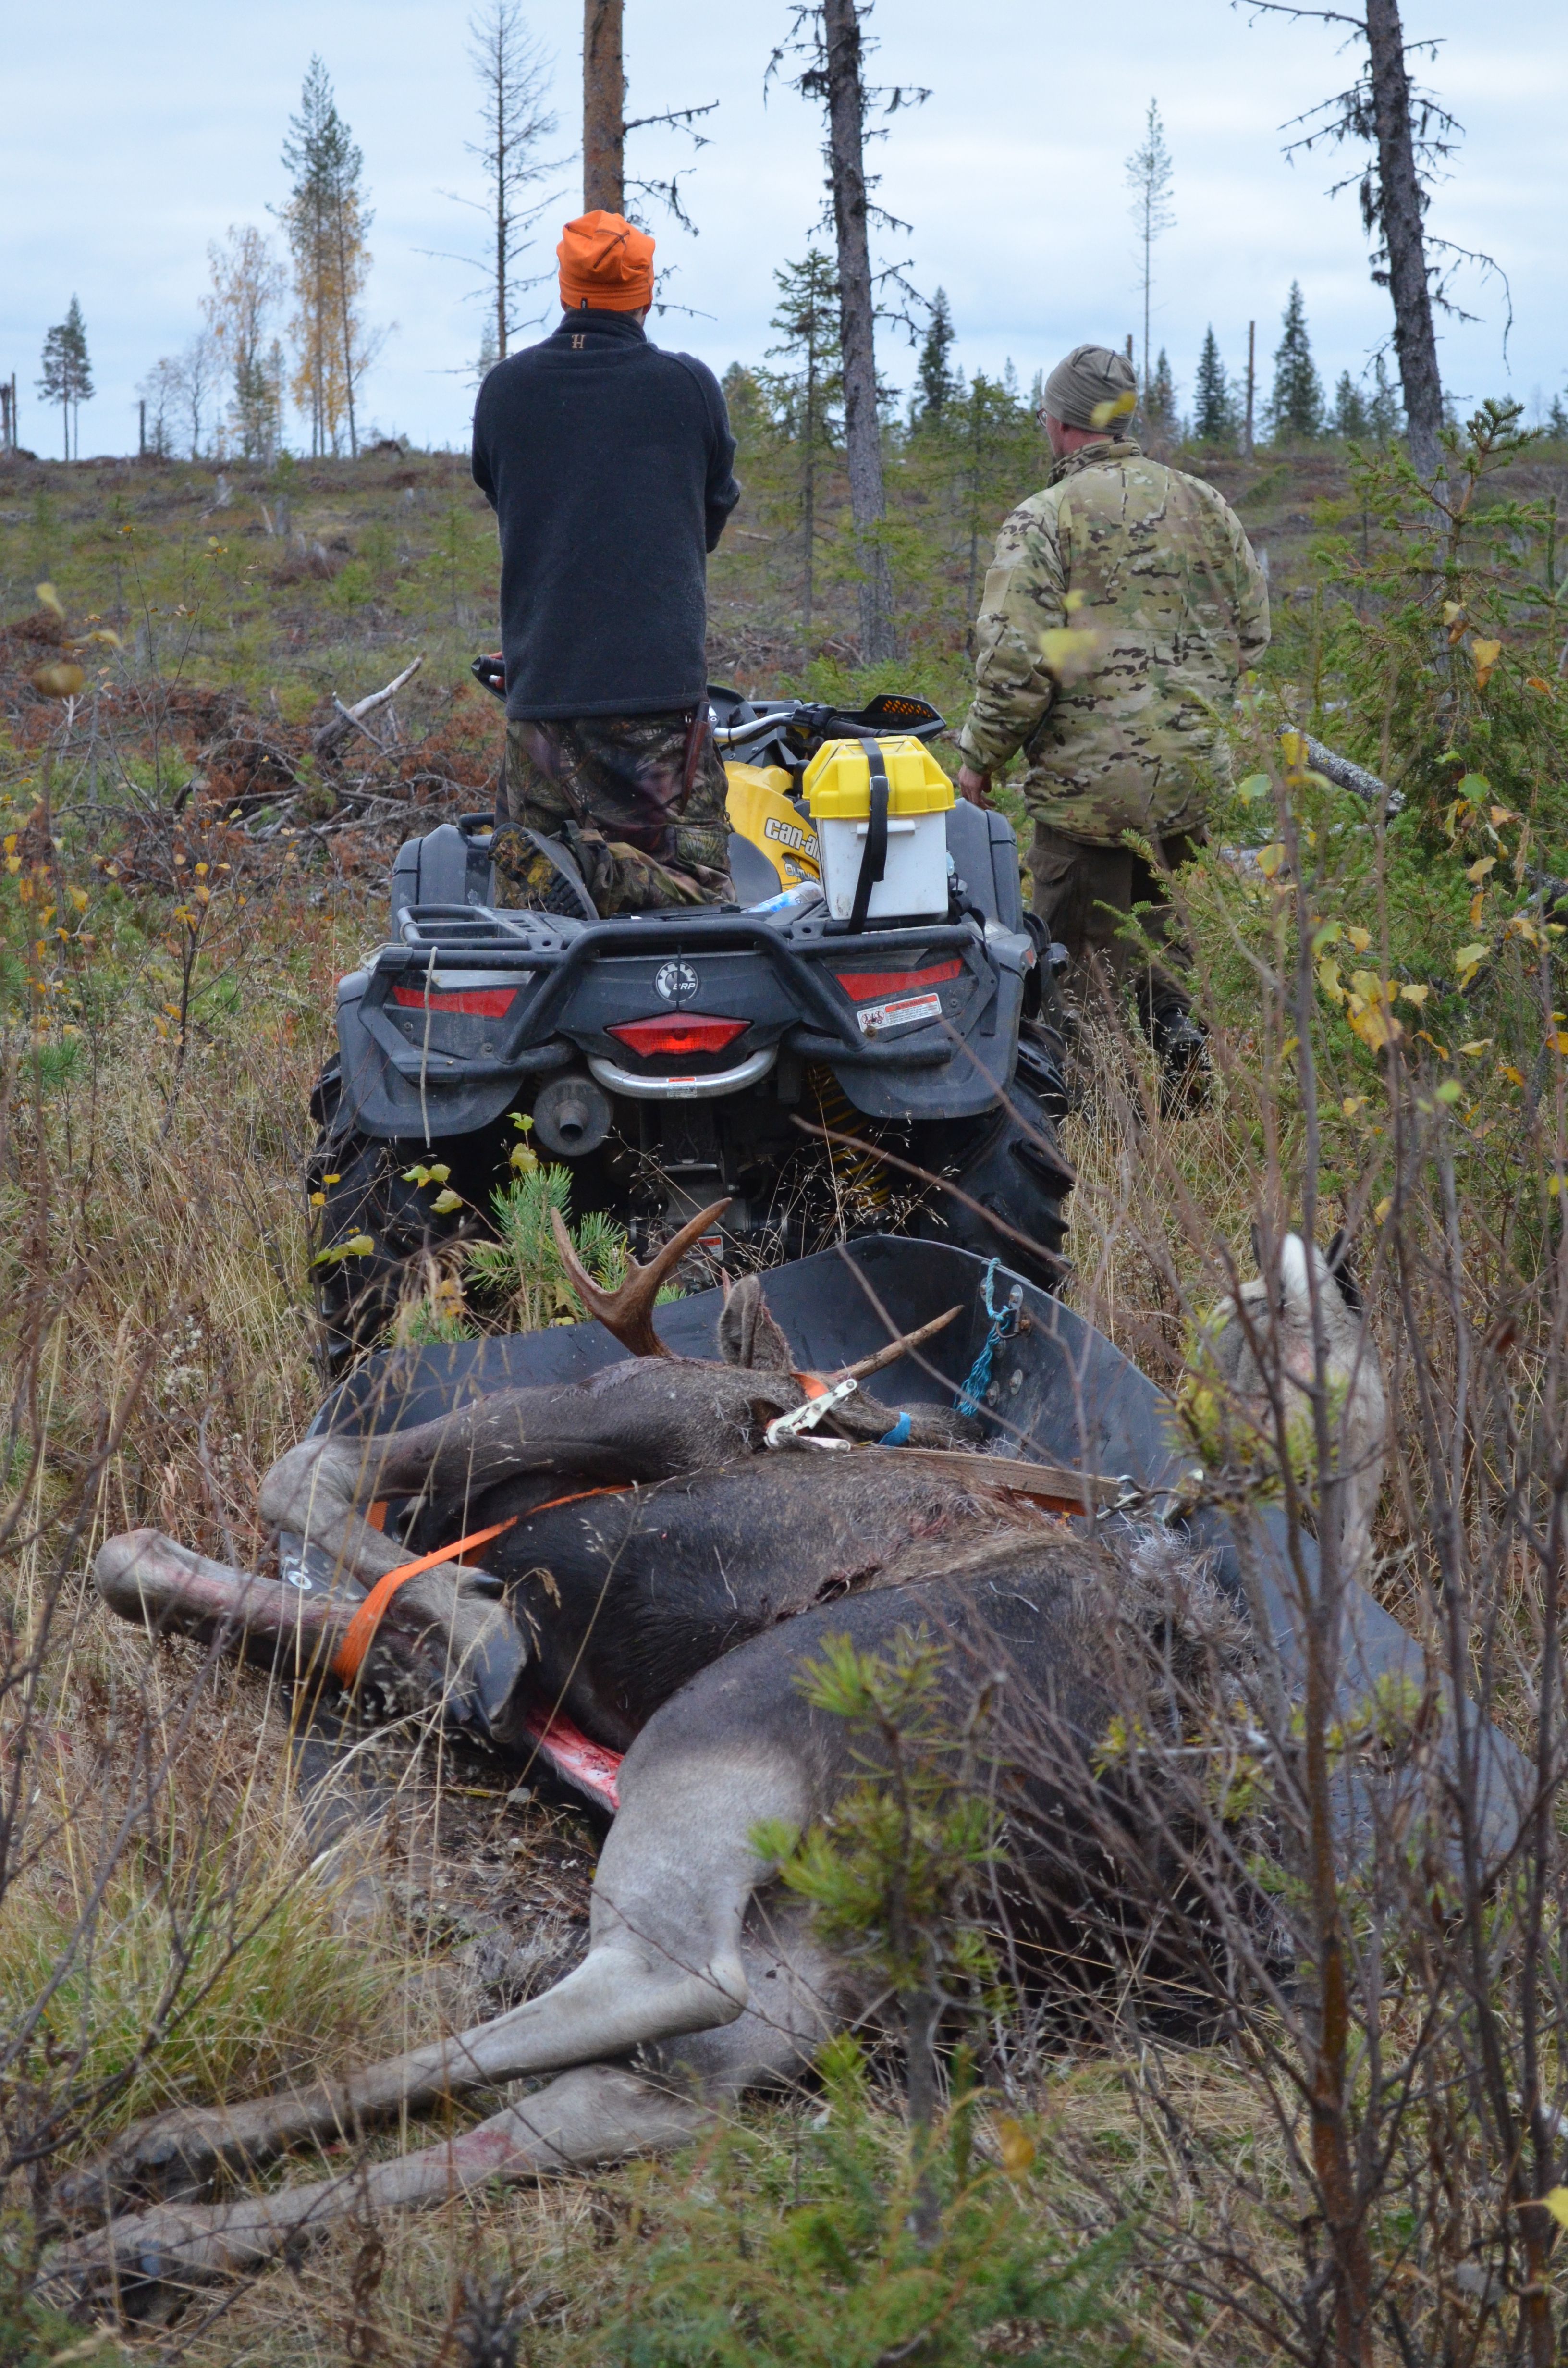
331, 1487, 633, 1685
331, 1517, 517, 1684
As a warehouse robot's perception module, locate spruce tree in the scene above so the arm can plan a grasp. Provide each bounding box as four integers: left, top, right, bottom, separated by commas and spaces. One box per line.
1331, 371, 1370, 440
1147, 348, 1176, 430
1192, 327, 1235, 444
1268, 282, 1323, 443
1366, 353, 1403, 444
37, 297, 92, 461
765, 250, 843, 640
914, 288, 956, 427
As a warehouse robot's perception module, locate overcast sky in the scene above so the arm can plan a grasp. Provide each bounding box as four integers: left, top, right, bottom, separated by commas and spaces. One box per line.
3, 0, 1563, 459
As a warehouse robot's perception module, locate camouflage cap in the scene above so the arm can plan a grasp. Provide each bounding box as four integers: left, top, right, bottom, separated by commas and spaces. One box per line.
1041, 344, 1138, 433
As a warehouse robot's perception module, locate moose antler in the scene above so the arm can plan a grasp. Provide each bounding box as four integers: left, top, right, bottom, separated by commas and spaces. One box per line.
551, 1199, 732, 1358
829, 1305, 962, 1383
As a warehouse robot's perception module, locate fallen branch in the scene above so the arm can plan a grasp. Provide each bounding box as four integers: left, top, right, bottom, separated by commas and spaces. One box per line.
314, 655, 423, 762
1286, 731, 1398, 810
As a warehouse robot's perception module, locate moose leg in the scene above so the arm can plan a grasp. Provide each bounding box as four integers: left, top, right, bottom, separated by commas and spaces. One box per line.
45, 1900, 854, 2302
57, 1736, 815, 2220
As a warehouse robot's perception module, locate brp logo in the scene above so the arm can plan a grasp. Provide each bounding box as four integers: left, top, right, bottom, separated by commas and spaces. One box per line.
654, 959, 699, 1004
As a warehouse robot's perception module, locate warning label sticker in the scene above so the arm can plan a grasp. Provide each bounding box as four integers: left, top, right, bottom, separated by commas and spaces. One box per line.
857, 991, 943, 1035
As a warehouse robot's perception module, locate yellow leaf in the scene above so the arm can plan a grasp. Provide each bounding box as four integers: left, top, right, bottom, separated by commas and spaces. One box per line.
1256, 842, 1286, 879
1089, 388, 1137, 429
1465, 856, 1496, 883
1471, 636, 1503, 691
1037, 626, 1102, 682
1459, 1039, 1493, 1056
994, 2115, 1037, 2179
1490, 806, 1517, 826
1398, 982, 1430, 1007
322, 1172, 340, 1184
1434, 1080, 1463, 1105
1455, 942, 1490, 975
430, 1187, 464, 1214
510, 1143, 539, 1173
5, 855, 20, 875
1501, 1065, 1526, 1087
67, 886, 88, 912
1237, 772, 1270, 802
1525, 677, 1551, 695
1441, 600, 1465, 625
1063, 588, 1087, 613
1468, 891, 1485, 928
1317, 959, 1345, 1003
32, 661, 85, 699
1374, 1196, 1394, 1224
1550, 1032, 1568, 1056
1348, 1003, 1401, 1053
1346, 926, 1372, 953
34, 581, 64, 618
1550, 2188, 1568, 2231
309, 1190, 325, 1207
1342, 1095, 1368, 1117
313, 1233, 375, 1266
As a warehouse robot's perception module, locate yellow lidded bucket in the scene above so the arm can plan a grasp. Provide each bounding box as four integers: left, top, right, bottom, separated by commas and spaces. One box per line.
802, 736, 955, 925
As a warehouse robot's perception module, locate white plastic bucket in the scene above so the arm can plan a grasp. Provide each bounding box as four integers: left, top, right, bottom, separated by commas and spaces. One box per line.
816, 810, 950, 923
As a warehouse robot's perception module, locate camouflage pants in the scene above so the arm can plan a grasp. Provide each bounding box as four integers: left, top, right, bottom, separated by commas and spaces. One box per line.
495, 712, 732, 915
1029, 821, 1203, 1021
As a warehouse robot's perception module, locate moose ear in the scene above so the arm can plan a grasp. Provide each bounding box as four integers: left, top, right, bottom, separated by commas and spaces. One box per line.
716, 1273, 796, 1373
1324, 1227, 1365, 1313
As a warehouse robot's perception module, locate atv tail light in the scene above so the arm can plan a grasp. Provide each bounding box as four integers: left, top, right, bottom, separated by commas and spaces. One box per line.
606, 1015, 750, 1059
392, 984, 517, 1018
831, 958, 963, 1003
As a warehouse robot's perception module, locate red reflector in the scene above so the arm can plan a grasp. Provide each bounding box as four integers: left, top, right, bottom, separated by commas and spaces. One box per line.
392, 984, 516, 1018
831, 958, 963, 1003
607, 1015, 749, 1058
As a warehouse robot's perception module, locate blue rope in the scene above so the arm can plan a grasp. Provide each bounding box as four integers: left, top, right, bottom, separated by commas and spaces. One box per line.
954, 1258, 1023, 1418
878, 1411, 912, 1446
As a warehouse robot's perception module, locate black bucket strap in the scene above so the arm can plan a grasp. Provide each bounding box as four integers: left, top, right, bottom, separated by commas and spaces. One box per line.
847, 738, 891, 933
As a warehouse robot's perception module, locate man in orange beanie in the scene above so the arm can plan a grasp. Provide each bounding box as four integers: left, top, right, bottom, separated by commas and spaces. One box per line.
472, 210, 741, 913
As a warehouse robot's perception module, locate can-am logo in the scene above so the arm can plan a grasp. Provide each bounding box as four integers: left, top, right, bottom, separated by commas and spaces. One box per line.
655, 960, 699, 1004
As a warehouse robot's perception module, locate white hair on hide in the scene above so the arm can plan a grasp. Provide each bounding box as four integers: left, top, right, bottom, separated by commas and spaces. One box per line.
1202, 1231, 1389, 1577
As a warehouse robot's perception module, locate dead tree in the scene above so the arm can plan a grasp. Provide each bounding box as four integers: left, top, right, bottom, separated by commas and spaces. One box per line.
583, 0, 624, 212
820, 0, 893, 663
1249, 0, 1504, 484
772, 3, 926, 666
581, 0, 715, 232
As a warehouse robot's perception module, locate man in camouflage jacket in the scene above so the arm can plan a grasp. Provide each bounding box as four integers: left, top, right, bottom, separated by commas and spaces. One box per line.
957, 343, 1268, 1075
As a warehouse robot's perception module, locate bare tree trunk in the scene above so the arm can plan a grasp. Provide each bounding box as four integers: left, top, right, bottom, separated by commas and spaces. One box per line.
335, 208, 359, 461
583, 0, 625, 215
821, 0, 894, 666
803, 358, 817, 641
1363, 0, 1444, 481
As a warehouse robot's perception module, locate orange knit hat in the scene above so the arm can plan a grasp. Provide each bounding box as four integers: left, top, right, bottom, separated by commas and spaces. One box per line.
557, 211, 656, 312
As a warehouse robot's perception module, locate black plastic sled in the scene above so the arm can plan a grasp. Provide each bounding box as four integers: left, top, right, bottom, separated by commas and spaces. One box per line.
303, 1236, 1527, 1869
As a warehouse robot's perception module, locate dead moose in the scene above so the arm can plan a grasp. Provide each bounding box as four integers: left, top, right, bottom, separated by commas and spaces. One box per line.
57, 1207, 1305, 2301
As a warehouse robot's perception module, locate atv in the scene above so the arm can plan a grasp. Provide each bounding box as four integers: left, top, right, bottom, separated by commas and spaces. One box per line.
308, 679, 1074, 1373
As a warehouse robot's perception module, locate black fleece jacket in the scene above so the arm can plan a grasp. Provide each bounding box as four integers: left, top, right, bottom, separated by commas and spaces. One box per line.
471, 310, 740, 721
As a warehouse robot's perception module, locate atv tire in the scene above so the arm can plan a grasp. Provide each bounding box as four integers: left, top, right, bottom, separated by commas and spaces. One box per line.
308, 1071, 470, 1379
912, 1085, 1073, 1294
